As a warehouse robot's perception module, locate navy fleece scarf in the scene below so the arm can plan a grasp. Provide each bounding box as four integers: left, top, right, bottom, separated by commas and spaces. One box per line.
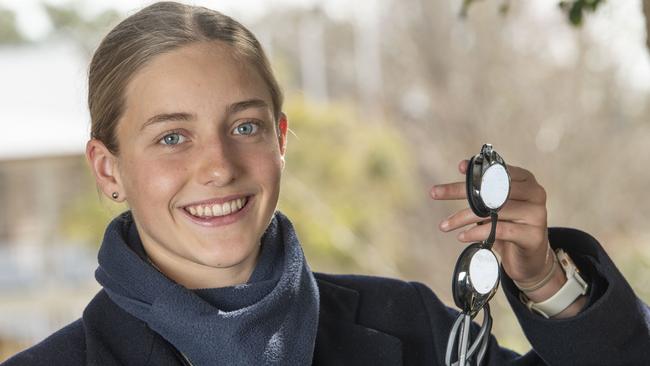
95, 210, 320, 365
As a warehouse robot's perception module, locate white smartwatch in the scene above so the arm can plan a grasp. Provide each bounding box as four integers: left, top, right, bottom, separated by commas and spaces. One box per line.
520, 249, 589, 318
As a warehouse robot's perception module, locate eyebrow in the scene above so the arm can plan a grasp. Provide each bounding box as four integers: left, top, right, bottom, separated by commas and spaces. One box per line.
226, 98, 269, 115
141, 112, 194, 131
140, 98, 270, 131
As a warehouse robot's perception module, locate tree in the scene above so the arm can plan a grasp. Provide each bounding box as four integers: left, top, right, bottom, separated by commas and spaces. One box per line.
0, 6, 26, 44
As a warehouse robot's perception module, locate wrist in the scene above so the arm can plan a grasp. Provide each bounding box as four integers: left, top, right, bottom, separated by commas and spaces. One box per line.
524, 263, 589, 318
523, 261, 565, 303
513, 244, 557, 293
518, 249, 589, 319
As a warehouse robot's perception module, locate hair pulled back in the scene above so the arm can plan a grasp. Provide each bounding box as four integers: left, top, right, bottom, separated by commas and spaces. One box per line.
88, 1, 283, 155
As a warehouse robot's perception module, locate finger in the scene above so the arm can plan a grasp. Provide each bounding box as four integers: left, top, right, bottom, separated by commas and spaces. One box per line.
490, 240, 509, 262
458, 159, 469, 174
505, 164, 536, 183
439, 200, 546, 232
459, 159, 534, 183
495, 200, 547, 226
432, 178, 546, 203
456, 221, 546, 251
507, 180, 547, 204
439, 207, 481, 231
430, 181, 465, 200
434, 163, 545, 203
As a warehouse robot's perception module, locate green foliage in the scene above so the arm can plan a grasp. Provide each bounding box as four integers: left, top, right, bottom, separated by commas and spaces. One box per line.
559, 0, 605, 26
278, 96, 419, 274
460, 0, 606, 26
43, 2, 119, 32
0, 6, 26, 44
42, 2, 120, 53
59, 162, 127, 247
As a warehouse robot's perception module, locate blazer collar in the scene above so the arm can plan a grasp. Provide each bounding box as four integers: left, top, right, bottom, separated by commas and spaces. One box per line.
312, 275, 403, 366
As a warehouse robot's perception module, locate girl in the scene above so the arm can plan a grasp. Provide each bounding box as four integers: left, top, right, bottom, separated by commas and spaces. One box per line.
3, 2, 648, 365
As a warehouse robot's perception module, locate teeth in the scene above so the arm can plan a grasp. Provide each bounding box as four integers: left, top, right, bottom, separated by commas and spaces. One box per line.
185, 197, 248, 218
212, 203, 223, 216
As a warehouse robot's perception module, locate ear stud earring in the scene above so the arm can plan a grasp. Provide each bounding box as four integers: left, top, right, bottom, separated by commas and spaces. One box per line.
111, 192, 119, 200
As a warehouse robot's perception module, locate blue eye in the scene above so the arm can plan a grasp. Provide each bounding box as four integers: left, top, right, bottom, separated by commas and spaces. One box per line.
160, 132, 186, 145
233, 121, 259, 136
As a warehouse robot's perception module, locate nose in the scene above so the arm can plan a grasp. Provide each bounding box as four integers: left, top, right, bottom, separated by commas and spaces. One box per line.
195, 138, 239, 187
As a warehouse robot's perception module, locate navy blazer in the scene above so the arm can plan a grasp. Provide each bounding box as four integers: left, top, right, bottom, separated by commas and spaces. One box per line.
3, 227, 649, 365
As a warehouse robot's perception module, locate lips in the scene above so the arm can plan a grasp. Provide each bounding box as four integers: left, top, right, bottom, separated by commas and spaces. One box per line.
183, 196, 248, 218
179, 195, 254, 227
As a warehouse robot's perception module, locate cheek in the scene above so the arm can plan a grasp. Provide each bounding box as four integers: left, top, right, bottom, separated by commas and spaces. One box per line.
247, 148, 283, 185
123, 156, 188, 207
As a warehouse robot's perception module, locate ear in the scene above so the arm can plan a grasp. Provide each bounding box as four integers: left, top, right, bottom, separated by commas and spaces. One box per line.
278, 112, 288, 169
85, 139, 125, 201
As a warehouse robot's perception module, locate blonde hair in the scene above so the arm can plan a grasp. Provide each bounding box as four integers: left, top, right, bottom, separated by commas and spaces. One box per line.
88, 1, 283, 155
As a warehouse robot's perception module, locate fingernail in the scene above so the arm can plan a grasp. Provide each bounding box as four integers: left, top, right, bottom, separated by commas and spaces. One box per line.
433, 186, 443, 198
440, 220, 449, 230
458, 232, 465, 240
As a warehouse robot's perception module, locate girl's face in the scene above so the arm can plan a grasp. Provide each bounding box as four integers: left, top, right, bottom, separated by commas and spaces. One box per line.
92, 41, 287, 287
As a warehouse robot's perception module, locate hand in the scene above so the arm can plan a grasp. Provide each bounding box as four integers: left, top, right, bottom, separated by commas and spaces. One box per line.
431, 159, 552, 286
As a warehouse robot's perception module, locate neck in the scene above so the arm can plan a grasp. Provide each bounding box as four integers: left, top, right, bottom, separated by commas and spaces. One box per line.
141, 241, 262, 289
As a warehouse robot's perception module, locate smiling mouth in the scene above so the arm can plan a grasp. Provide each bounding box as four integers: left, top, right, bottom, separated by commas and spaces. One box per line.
183, 196, 250, 218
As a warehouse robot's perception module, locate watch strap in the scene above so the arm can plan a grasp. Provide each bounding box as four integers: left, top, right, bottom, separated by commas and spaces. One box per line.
520, 249, 588, 318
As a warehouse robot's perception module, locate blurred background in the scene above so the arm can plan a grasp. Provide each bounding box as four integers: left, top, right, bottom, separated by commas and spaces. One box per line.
1, 0, 649, 360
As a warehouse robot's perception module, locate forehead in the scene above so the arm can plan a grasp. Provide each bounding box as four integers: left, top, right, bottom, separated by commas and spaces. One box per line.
122, 41, 270, 123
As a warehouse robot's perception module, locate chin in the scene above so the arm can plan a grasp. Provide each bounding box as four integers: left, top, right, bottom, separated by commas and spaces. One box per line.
191, 241, 259, 269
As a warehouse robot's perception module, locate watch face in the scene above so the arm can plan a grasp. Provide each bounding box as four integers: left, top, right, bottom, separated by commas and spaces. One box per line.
469, 249, 499, 295
480, 164, 510, 210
